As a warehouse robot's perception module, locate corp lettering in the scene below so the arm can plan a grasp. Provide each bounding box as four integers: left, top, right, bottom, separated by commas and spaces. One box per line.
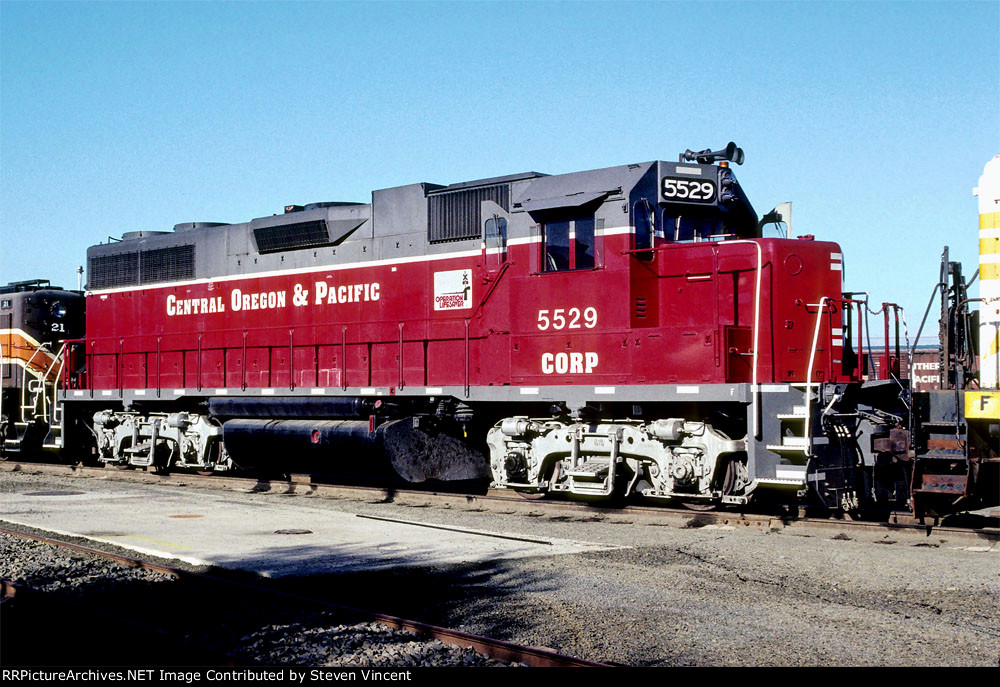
541, 352, 599, 374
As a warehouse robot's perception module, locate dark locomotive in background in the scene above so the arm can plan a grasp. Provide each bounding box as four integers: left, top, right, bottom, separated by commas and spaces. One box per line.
2, 144, 996, 519
1, 281, 85, 455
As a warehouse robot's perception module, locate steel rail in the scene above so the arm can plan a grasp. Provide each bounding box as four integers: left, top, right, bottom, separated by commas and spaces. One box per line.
1, 461, 997, 541
0, 525, 609, 668
356, 513, 555, 545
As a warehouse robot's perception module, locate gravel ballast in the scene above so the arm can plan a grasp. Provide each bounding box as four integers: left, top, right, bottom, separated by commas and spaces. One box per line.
0, 530, 519, 667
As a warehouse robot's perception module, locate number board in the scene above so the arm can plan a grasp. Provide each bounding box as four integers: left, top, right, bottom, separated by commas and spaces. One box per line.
660, 177, 717, 203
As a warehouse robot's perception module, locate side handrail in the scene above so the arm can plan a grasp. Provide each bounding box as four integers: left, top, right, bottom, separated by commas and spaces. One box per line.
805, 296, 869, 455
716, 240, 763, 438
45, 343, 67, 425
805, 297, 830, 456
59, 338, 86, 391
471, 261, 511, 318
19, 344, 50, 417
880, 302, 903, 380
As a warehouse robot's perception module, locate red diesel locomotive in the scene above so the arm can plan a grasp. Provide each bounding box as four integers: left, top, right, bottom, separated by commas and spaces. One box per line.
52, 144, 913, 513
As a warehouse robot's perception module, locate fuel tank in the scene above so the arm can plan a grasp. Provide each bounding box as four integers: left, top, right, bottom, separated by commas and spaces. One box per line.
221, 416, 489, 483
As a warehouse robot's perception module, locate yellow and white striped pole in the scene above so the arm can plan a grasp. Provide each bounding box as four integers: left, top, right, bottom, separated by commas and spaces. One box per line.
976, 155, 1000, 389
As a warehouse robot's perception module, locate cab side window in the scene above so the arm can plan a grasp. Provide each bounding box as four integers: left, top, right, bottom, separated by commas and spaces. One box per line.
574, 217, 595, 269
543, 219, 571, 271
541, 212, 597, 272
663, 212, 725, 242
485, 216, 508, 253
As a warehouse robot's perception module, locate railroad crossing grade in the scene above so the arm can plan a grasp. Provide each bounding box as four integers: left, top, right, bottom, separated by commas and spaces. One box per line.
2, 462, 997, 548
0, 470, 616, 578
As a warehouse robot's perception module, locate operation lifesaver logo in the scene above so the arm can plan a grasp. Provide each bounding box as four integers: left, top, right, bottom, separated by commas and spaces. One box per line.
165, 281, 380, 317
433, 269, 472, 310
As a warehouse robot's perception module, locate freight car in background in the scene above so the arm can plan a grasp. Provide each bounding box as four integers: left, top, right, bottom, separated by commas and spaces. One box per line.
909, 350, 944, 391
869, 349, 942, 392
49, 143, 920, 516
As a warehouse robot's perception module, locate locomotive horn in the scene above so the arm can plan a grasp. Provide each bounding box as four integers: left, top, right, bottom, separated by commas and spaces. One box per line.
679, 141, 745, 165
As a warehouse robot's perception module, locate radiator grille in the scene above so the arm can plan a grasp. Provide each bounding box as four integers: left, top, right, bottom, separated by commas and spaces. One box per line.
428, 184, 509, 243
89, 245, 195, 289
89, 252, 139, 289
140, 245, 195, 284
253, 220, 330, 254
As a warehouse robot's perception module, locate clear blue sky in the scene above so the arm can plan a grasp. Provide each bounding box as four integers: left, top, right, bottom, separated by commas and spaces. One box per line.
2, 1, 997, 343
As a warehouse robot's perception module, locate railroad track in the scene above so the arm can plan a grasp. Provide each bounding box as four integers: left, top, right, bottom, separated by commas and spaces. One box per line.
0, 525, 608, 668
1, 460, 997, 543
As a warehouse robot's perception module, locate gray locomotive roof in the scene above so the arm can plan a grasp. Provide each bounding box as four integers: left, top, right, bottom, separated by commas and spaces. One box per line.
1, 279, 68, 294
84, 158, 751, 291
428, 171, 547, 193
512, 163, 651, 211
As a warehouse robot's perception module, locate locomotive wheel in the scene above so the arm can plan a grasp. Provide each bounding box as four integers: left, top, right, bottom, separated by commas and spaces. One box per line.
681, 500, 716, 512
195, 439, 227, 476
720, 455, 740, 494
511, 461, 559, 500
680, 457, 740, 512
